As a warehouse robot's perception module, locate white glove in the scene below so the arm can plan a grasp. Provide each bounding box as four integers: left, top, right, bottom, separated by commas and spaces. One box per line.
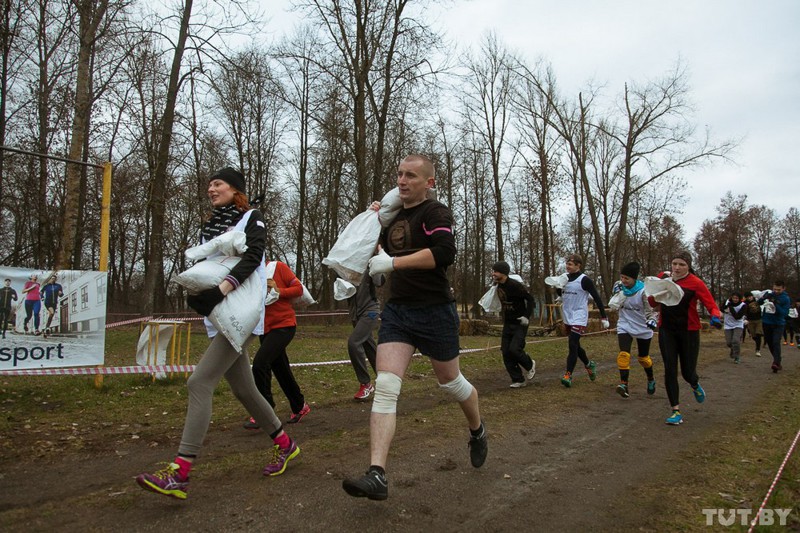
517, 316, 529, 326
368, 248, 395, 275
601, 319, 610, 330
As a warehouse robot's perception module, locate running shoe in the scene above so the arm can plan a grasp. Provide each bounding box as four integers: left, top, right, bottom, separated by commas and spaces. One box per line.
509, 381, 527, 388
354, 383, 375, 401
586, 361, 597, 381
665, 410, 683, 425
342, 468, 388, 500
136, 463, 189, 500
526, 360, 537, 380
286, 403, 311, 424
468, 422, 488, 468
262, 441, 300, 476
647, 380, 656, 395
692, 383, 706, 403
243, 417, 260, 430
616, 383, 629, 398
560, 372, 572, 388
755, 351, 762, 357
783, 341, 788, 345
771, 363, 782, 373
734, 357, 740, 364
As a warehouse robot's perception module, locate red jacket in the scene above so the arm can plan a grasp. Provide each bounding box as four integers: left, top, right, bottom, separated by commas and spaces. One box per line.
264, 261, 304, 333
649, 273, 721, 331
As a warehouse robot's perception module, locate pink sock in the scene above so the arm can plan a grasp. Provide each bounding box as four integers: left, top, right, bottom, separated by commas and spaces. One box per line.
273, 432, 291, 450
174, 456, 192, 480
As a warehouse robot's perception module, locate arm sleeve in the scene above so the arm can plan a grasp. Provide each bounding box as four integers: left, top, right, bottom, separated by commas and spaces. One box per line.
581, 276, 607, 318
692, 277, 721, 318
277, 262, 304, 300
425, 203, 456, 267
643, 292, 658, 322
523, 291, 535, 318
226, 210, 266, 288
731, 304, 746, 320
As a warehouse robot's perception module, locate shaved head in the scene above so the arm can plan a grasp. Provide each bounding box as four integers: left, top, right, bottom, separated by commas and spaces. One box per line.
402, 154, 435, 179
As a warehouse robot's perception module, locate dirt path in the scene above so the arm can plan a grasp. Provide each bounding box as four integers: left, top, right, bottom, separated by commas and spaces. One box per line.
0, 335, 793, 532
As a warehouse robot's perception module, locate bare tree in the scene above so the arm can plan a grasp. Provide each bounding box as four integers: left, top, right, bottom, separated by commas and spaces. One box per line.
460, 32, 516, 260
596, 63, 736, 281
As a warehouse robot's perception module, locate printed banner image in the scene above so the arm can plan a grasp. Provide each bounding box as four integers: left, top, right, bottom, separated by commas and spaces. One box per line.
0, 266, 108, 370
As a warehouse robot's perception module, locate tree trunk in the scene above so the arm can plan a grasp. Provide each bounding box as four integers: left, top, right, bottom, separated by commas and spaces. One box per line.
142, 0, 192, 315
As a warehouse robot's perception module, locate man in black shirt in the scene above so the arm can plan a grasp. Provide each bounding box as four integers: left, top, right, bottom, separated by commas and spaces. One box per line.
342, 154, 487, 501
492, 261, 536, 387
0, 278, 18, 339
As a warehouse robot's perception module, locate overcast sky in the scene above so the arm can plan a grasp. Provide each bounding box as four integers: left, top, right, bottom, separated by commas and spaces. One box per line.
267, 1, 799, 238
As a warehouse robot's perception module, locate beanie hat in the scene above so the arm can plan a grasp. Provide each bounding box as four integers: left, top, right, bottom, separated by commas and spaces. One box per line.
620, 262, 640, 279
672, 250, 693, 269
492, 261, 511, 276
210, 167, 246, 195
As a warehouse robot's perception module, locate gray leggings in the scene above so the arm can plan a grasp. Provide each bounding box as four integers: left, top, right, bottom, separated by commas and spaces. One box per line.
179, 334, 282, 457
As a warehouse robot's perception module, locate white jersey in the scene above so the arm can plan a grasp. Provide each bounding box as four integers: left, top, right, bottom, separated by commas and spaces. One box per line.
562, 273, 589, 326
617, 288, 654, 340
723, 301, 746, 330
202, 209, 267, 337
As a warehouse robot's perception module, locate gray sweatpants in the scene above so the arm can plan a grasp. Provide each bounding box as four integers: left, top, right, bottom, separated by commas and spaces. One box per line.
725, 327, 743, 359
348, 315, 379, 385
179, 334, 282, 457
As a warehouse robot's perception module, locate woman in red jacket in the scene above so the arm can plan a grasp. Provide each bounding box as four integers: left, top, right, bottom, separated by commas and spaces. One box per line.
649, 251, 721, 426
244, 260, 310, 428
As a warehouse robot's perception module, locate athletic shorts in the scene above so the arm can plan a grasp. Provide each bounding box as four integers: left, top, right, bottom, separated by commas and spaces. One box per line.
565, 324, 587, 336
378, 301, 460, 361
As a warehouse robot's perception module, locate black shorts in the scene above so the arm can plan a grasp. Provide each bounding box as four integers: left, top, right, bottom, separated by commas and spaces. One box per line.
378, 301, 460, 361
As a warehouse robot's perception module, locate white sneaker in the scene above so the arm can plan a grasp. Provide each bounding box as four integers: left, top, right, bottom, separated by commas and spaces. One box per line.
756, 351, 762, 357
509, 381, 527, 388
526, 360, 537, 380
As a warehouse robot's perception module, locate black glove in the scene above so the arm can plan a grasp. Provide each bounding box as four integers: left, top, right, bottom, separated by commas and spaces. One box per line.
187, 286, 224, 316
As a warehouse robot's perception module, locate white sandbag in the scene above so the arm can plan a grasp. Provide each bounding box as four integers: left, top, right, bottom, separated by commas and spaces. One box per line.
544, 273, 569, 288
334, 278, 357, 301
265, 261, 316, 308
136, 321, 183, 379
173, 256, 241, 293
322, 210, 382, 285
751, 289, 768, 300
608, 291, 627, 310
378, 187, 403, 227
644, 276, 685, 306
508, 274, 523, 283
479, 285, 502, 313
185, 231, 247, 261
762, 301, 776, 315
208, 271, 263, 352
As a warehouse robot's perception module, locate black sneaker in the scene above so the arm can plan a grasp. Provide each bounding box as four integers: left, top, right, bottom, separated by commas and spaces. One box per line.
342, 469, 388, 501
468, 422, 488, 468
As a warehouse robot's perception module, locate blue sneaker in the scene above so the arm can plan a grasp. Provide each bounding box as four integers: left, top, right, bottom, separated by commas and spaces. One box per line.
692, 383, 706, 403
647, 380, 656, 395
665, 410, 683, 425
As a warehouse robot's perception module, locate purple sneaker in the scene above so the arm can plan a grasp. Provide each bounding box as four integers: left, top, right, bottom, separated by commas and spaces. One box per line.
136, 463, 189, 500
262, 441, 300, 476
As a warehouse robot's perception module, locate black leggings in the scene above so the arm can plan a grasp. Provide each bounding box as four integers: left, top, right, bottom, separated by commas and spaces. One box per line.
658, 328, 699, 407
566, 329, 589, 373
252, 326, 306, 414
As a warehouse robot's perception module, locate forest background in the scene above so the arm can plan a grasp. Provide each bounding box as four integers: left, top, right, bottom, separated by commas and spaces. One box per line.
1, 0, 798, 319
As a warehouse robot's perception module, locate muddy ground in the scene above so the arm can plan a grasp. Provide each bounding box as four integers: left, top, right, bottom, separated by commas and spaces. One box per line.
0, 334, 796, 532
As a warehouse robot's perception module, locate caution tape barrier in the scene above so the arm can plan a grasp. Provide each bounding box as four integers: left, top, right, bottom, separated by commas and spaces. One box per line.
0, 328, 618, 377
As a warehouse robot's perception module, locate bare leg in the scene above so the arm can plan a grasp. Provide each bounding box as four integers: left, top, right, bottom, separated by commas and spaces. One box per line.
430, 357, 481, 431
369, 342, 414, 468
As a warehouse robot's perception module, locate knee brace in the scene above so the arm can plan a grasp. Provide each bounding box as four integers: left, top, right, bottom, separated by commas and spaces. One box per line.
439, 373, 474, 403
372, 371, 403, 414
637, 355, 653, 369
617, 351, 631, 371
